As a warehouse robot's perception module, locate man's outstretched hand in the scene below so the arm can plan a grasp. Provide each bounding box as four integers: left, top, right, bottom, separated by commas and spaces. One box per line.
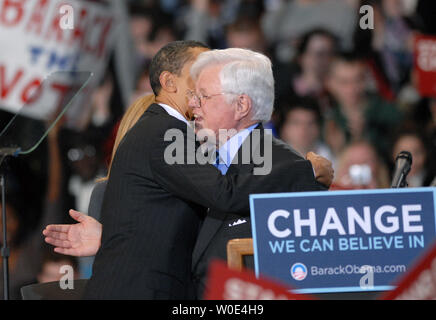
43, 209, 102, 257
42, 154, 332, 257
306, 151, 334, 188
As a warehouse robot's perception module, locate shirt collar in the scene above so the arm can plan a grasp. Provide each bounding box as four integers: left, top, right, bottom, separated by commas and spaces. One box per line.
158, 103, 190, 126
218, 123, 258, 167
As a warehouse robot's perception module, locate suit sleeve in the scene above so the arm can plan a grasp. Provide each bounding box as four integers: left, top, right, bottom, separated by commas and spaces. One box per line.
149, 118, 325, 214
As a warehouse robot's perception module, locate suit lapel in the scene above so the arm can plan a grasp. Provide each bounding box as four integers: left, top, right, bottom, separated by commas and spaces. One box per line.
192, 123, 264, 268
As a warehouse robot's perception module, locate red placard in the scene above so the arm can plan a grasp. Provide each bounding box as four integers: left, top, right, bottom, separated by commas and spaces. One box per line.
414, 34, 436, 97
204, 260, 314, 300
382, 240, 436, 300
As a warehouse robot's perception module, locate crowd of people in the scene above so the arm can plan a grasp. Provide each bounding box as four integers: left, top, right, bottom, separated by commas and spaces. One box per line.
126, 0, 436, 190
0, 0, 436, 299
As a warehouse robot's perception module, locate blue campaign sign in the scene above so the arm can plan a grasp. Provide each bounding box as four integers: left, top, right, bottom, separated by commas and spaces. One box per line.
249, 188, 436, 294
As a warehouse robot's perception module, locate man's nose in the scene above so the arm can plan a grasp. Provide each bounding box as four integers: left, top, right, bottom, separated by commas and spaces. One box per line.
188, 95, 200, 109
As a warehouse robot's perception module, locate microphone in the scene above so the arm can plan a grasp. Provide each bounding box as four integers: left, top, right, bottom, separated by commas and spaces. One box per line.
391, 151, 412, 188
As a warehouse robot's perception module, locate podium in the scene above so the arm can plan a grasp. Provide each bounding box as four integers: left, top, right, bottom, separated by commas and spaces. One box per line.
21, 280, 88, 300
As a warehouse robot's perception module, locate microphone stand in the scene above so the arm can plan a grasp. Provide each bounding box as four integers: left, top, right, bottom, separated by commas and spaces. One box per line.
0, 147, 20, 300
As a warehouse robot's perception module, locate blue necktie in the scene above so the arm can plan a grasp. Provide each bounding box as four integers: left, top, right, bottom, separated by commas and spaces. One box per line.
214, 150, 228, 175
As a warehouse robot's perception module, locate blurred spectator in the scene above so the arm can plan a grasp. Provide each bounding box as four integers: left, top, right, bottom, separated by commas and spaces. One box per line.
376, 0, 416, 92
146, 16, 178, 58
128, 3, 178, 79
391, 129, 435, 187
353, 0, 418, 97
277, 95, 335, 167
262, 0, 356, 63
183, 0, 232, 48
130, 61, 153, 103
400, 99, 436, 186
293, 29, 337, 97
37, 250, 79, 284
274, 28, 338, 110
89, 72, 114, 128
225, 16, 268, 54
69, 67, 121, 183
64, 130, 106, 214
183, 0, 263, 48
332, 140, 390, 190
77, 66, 123, 133
324, 52, 402, 160
409, 98, 436, 152
129, 4, 154, 69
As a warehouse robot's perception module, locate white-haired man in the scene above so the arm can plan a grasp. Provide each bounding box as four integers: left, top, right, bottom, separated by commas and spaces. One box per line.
187, 48, 328, 298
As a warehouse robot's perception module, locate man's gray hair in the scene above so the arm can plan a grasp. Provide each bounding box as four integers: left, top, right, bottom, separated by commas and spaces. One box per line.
190, 48, 275, 122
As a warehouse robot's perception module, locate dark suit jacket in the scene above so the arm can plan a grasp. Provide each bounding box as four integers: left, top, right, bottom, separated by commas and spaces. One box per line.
83, 104, 321, 299
192, 124, 327, 299
88, 181, 107, 221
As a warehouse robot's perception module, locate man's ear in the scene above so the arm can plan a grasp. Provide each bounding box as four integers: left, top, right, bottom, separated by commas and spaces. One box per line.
159, 71, 177, 93
235, 94, 252, 121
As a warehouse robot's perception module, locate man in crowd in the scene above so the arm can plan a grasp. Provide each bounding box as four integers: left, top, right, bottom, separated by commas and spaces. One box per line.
43, 41, 333, 299
324, 52, 402, 161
